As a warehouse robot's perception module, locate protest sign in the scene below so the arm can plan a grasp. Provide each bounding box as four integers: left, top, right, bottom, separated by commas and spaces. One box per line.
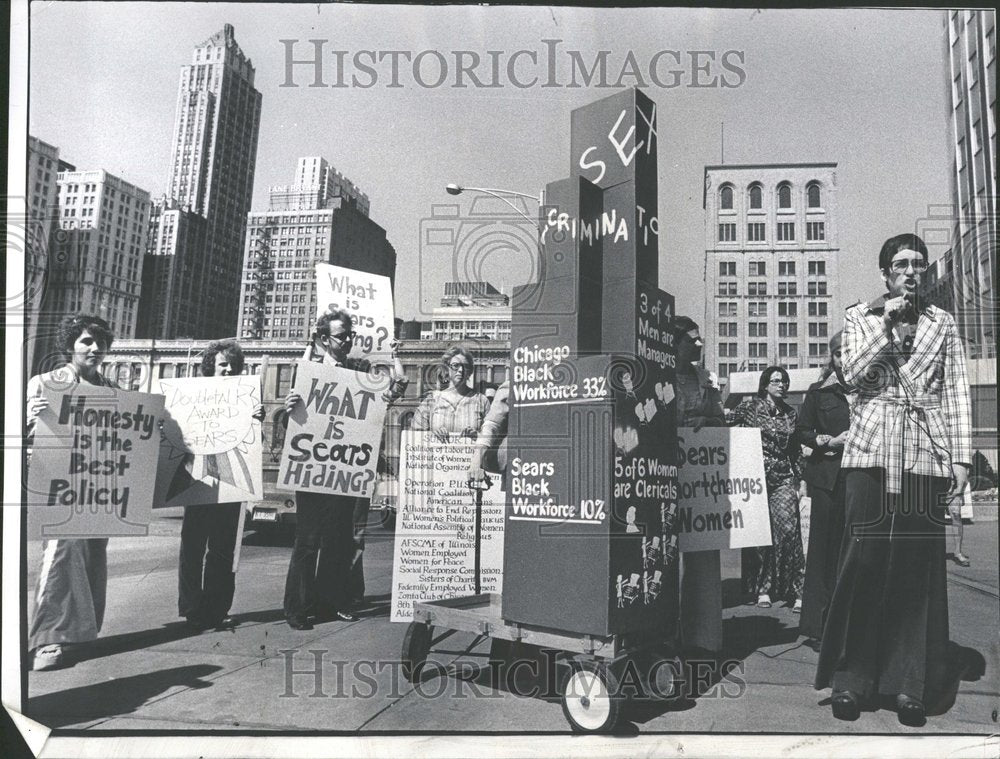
27, 385, 165, 539
276, 361, 389, 498
390, 431, 505, 622
675, 427, 773, 552
153, 375, 264, 508
315, 263, 395, 361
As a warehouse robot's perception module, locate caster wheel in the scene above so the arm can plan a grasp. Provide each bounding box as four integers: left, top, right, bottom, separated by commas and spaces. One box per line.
561, 661, 623, 733
401, 622, 432, 682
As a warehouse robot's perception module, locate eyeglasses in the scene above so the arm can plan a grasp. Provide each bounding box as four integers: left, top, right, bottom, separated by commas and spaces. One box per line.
888, 258, 928, 273
768, 378, 789, 386
448, 362, 470, 371
327, 331, 354, 343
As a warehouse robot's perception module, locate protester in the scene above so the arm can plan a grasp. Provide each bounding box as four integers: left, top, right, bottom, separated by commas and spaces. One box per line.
26, 314, 117, 670
411, 346, 491, 442
467, 379, 510, 485
732, 366, 805, 610
282, 311, 407, 630
795, 331, 852, 645
672, 316, 727, 655
176, 339, 265, 631
815, 233, 971, 727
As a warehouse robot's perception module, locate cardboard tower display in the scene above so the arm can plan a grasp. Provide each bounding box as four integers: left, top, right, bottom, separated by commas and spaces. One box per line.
502, 88, 681, 637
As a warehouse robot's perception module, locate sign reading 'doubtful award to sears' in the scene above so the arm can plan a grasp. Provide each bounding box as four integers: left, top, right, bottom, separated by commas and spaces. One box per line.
153, 375, 264, 509
390, 431, 505, 622
315, 263, 395, 361
27, 384, 166, 539
675, 427, 773, 551
276, 361, 389, 498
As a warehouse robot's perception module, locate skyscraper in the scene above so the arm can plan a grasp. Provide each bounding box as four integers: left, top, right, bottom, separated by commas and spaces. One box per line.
237, 157, 395, 341
937, 10, 996, 359
44, 169, 151, 345
138, 24, 263, 339
702, 163, 841, 382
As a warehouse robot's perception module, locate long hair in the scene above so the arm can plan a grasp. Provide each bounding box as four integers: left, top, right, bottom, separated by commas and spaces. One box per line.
757, 365, 790, 398
201, 339, 245, 377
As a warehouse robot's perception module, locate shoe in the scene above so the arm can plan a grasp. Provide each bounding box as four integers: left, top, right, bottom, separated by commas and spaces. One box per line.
831, 690, 860, 721
333, 610, 359, 622
287, 617, 314, 631
31, 644, 65, 671
952, 553, 971, 567
185, 615, 210, 632
792, 599, 802, 614
896, 694, 926, 726
756, 594, 772, 609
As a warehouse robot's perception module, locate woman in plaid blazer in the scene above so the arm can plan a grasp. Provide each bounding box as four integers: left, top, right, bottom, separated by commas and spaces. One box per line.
815, 234, 971, 727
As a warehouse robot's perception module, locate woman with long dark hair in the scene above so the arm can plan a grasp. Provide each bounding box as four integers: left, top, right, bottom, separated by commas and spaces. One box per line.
731, 365, 805, 610
796, 332, 852, 644
27, 314, 117, 670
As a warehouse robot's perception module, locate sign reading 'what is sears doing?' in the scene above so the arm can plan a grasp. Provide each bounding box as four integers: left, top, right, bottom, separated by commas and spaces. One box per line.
315, 263, 395, 360
27, 384, 165, 539
154, 375, 264, 508
675, 427, 773, 552
277, 361, 389, 498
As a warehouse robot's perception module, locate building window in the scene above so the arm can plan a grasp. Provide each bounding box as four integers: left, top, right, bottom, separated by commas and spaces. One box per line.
718, 343, 738, 358
718, 302, 737, 317
719, 322, 738, 337
808, 302, 828, 317
807, 222, 825, 241
807, 182, 822, 208
748, 282, 767, 296
778, 343, 798, 358
808, 322, 829, 338
718, 281, 737, 296
720, 185, 734, 210
749, 184, 763, 209
777, 183, 792, 209
778, 302, 798, 317
808, 260, 826, 276
809, 342, 830, 357
748, 342, 768, 358
807, 281, 828, 296
779, 322, 798, 338
748, 301, 767, 317
778, 261, 796, 276
778, 281, 797, 296
747, 223, 766, 242
719, 261, 736, 276
777, 222, 795, 241
718, 223, 737, 242
749, 261, 766, 276
749, 322, 767, 337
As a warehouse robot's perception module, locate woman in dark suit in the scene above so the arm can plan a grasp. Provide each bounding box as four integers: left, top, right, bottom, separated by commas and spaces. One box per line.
795, 332, 851, 644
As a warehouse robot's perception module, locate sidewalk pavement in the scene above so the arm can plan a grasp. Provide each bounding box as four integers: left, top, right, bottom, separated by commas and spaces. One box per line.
19, 511, 999, 735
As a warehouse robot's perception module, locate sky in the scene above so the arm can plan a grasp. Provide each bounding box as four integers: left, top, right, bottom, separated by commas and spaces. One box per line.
27, 3, 956, 325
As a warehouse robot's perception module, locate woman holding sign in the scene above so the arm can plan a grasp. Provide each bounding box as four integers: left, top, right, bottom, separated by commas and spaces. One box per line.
26, 314, 117, 671
795, 332, 852, 645
177, 339, 265, 631
732, 366, 805, 611
411, 346, 490, 442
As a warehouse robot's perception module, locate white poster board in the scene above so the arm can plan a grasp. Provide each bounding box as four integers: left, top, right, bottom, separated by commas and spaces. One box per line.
153, 375, 264, 508
390, 431, 505, 622
27, 385, 166, 539
276, 361, 389, 498
315, 263, 395, 361
676, 427, 773, 552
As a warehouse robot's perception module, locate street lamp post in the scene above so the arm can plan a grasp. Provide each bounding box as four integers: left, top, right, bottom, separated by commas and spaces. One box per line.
445, 183, 543, 227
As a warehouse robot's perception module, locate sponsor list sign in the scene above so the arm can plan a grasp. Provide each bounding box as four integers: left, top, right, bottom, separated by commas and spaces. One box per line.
391, 432, 504, 622
675, 427, 773, 552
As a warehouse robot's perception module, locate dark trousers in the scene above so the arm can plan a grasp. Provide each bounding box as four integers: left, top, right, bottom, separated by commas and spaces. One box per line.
283, 491, 360, 621
178, 502, 242, 622
799, 470, 848, 640
815, 469, 950, 701
349, 497, 369, 603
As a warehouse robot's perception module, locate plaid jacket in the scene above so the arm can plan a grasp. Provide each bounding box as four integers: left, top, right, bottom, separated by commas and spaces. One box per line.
841, 298, 971, 493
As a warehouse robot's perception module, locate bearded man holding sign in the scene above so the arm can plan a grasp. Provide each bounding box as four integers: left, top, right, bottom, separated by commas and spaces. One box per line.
281, 310, 407, 630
